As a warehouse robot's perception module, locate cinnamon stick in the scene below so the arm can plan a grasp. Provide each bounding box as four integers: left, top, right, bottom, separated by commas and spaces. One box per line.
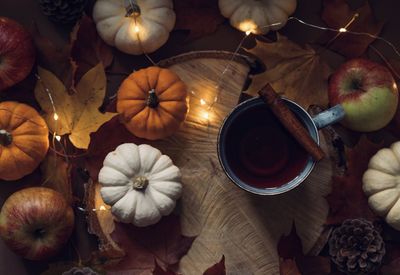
258, 84, 325, 161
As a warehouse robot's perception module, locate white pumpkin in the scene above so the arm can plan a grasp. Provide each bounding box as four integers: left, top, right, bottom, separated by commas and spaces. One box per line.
98, 143, 182, 227
363, 141, 400, 230
93, 0, 176, 55
219, 0, 297, 34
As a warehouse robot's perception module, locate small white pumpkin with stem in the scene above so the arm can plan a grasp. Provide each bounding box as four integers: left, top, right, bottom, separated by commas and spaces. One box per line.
98, 143, 182, 227
218, 0, 297, 34
93, 0, 176, 55
363, 141, 400, 230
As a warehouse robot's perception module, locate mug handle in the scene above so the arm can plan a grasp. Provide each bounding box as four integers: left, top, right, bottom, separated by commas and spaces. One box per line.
312, 104, 345, 129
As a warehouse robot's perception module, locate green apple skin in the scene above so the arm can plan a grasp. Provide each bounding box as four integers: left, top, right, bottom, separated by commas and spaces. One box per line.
329, 58, 399, 132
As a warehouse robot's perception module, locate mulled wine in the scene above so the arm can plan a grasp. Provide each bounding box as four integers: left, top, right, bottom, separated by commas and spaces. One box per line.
224, 104, 309, 188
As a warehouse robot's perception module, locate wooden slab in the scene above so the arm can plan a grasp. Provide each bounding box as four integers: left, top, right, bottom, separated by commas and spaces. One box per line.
147, 51, 334, 274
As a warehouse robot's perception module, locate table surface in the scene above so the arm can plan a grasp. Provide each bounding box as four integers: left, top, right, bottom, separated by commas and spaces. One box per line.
1, 0, 399, 274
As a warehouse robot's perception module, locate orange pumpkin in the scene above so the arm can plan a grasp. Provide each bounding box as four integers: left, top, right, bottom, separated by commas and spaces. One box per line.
0, 101, 49, 180
117, 66, 188, 140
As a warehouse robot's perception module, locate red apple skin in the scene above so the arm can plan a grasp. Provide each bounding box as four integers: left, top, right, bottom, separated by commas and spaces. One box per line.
328, 58, 399, 132
0, 17, 35, 91
0, 187, 74, 261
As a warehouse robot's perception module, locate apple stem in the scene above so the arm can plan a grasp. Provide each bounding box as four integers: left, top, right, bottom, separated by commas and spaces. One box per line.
0, 129, 12, 146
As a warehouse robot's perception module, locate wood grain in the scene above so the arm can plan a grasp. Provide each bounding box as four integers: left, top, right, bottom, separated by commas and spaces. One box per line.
147, 51, 334, 274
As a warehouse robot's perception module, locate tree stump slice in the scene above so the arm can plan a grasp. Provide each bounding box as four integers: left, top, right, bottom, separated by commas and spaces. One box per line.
147, 51, 334, 274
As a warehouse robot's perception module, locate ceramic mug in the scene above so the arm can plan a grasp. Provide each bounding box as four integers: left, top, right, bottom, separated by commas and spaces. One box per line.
217, 97, 345, 195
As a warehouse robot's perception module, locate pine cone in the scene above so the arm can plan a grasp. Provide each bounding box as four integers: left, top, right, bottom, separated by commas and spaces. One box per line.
329, 219, 385, 274
38, 0, 87, 24
62, 266, 98, 275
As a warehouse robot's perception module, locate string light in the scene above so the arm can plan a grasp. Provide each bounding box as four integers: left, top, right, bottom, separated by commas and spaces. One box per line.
53, 113, 59, 121
134, 25, 140, 33
200, 99, 206, 105
339, 27, 347, 33
55, 135, 61, 141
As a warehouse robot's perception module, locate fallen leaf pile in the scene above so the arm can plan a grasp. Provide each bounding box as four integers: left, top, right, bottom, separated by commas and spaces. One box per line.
326, 136, 383, 225
245, 34, 332, 109
34, 63, 117, 149
173, 0, 225, 41
320, 0, 385, 58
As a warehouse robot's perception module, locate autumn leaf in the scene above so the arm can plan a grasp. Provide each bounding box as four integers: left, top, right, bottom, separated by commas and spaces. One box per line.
245, 34, 332, 109
71, 16, 114, 84
320, 0, 384, 58
173, 0, 225, 41
41, 154, 73, 205
34, 63, 118, 149
31, 23, 76, 91
203, 256, 226, 275
32, 15, 113, 90
278, 224, 331, 275
106, 216, 195, 274
84, 116, 143, 181
326, 136, 383, 225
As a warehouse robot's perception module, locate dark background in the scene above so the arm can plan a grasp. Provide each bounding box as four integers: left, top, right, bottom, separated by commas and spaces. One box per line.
0, 0, 399, 274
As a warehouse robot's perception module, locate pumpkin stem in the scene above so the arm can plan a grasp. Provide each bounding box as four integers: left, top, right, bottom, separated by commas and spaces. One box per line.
0, 130, 12, 147
124, 0, 141, 17
132, 176, 149, 190
147, 89, 159, 108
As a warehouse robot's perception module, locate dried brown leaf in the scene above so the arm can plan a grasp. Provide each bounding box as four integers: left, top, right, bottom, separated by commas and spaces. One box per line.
245, 34, 332, 109
326, 136, 383, 225
41, 154, 73, 205
173, 0, 225, 41
203, 256, 226, 275
320, 0, 385, 58
34, 63, 117, 149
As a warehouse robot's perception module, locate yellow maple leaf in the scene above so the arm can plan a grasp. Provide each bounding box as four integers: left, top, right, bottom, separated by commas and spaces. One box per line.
245, 34, 333, 109
35, 63, 117, 149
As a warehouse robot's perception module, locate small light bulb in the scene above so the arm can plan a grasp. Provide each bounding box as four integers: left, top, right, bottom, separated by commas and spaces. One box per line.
134, 25, 140, 33
339, 28, 347, 33
99, 205, 106, 211
53, 113, 59, 121
55, 135, 61, 141
245, 30, 252, 36
200, 99, 206, 105
203, 112, 210, 120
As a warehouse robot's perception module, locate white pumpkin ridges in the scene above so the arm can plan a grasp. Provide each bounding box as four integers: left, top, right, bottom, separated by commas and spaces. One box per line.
115, 143, 141, 173
99, 143, 182, 227
135, 19, 170, 54
151, 155, 173, 174
362, 169, 398, 195
369, 148, 400, 175
99, 166, 130, 186
385, 198, 400, 231
93, 0, 124, 22
138, 144, 162, 172
96, 16, 126, 46
148, 165, 181, 182
133, 192, 162, 226
114, 21, 142, 54
219, 0, 243, 18
112, 189, 138, 223
391, 142, 400, 164
150, 181, 182, 200
142, 8, 176, 32
368, 189, 399, 216
101, 185, 130, 205
138, 0, 173, 10
148, 186, 176, 215
268, 0, 297, 15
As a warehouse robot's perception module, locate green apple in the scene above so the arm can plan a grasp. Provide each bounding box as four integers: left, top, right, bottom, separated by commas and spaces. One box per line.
328, 58, 398, 132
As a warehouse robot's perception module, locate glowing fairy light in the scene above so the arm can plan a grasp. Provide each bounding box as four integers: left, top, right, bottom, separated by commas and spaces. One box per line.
55, 135, 61, 141
134, 25, 140, 33
99, 205, 107, 211
203, 111, 210, 120
200, 99, 206, 105
339, 27, 347, 33
53, 113, 59, 121
245, 30, 252, 36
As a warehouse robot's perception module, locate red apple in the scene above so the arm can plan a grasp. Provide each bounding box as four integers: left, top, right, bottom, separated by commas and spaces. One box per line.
0, 187, 74, 261
328, 58, 398, 132
0, 17, 35, 91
